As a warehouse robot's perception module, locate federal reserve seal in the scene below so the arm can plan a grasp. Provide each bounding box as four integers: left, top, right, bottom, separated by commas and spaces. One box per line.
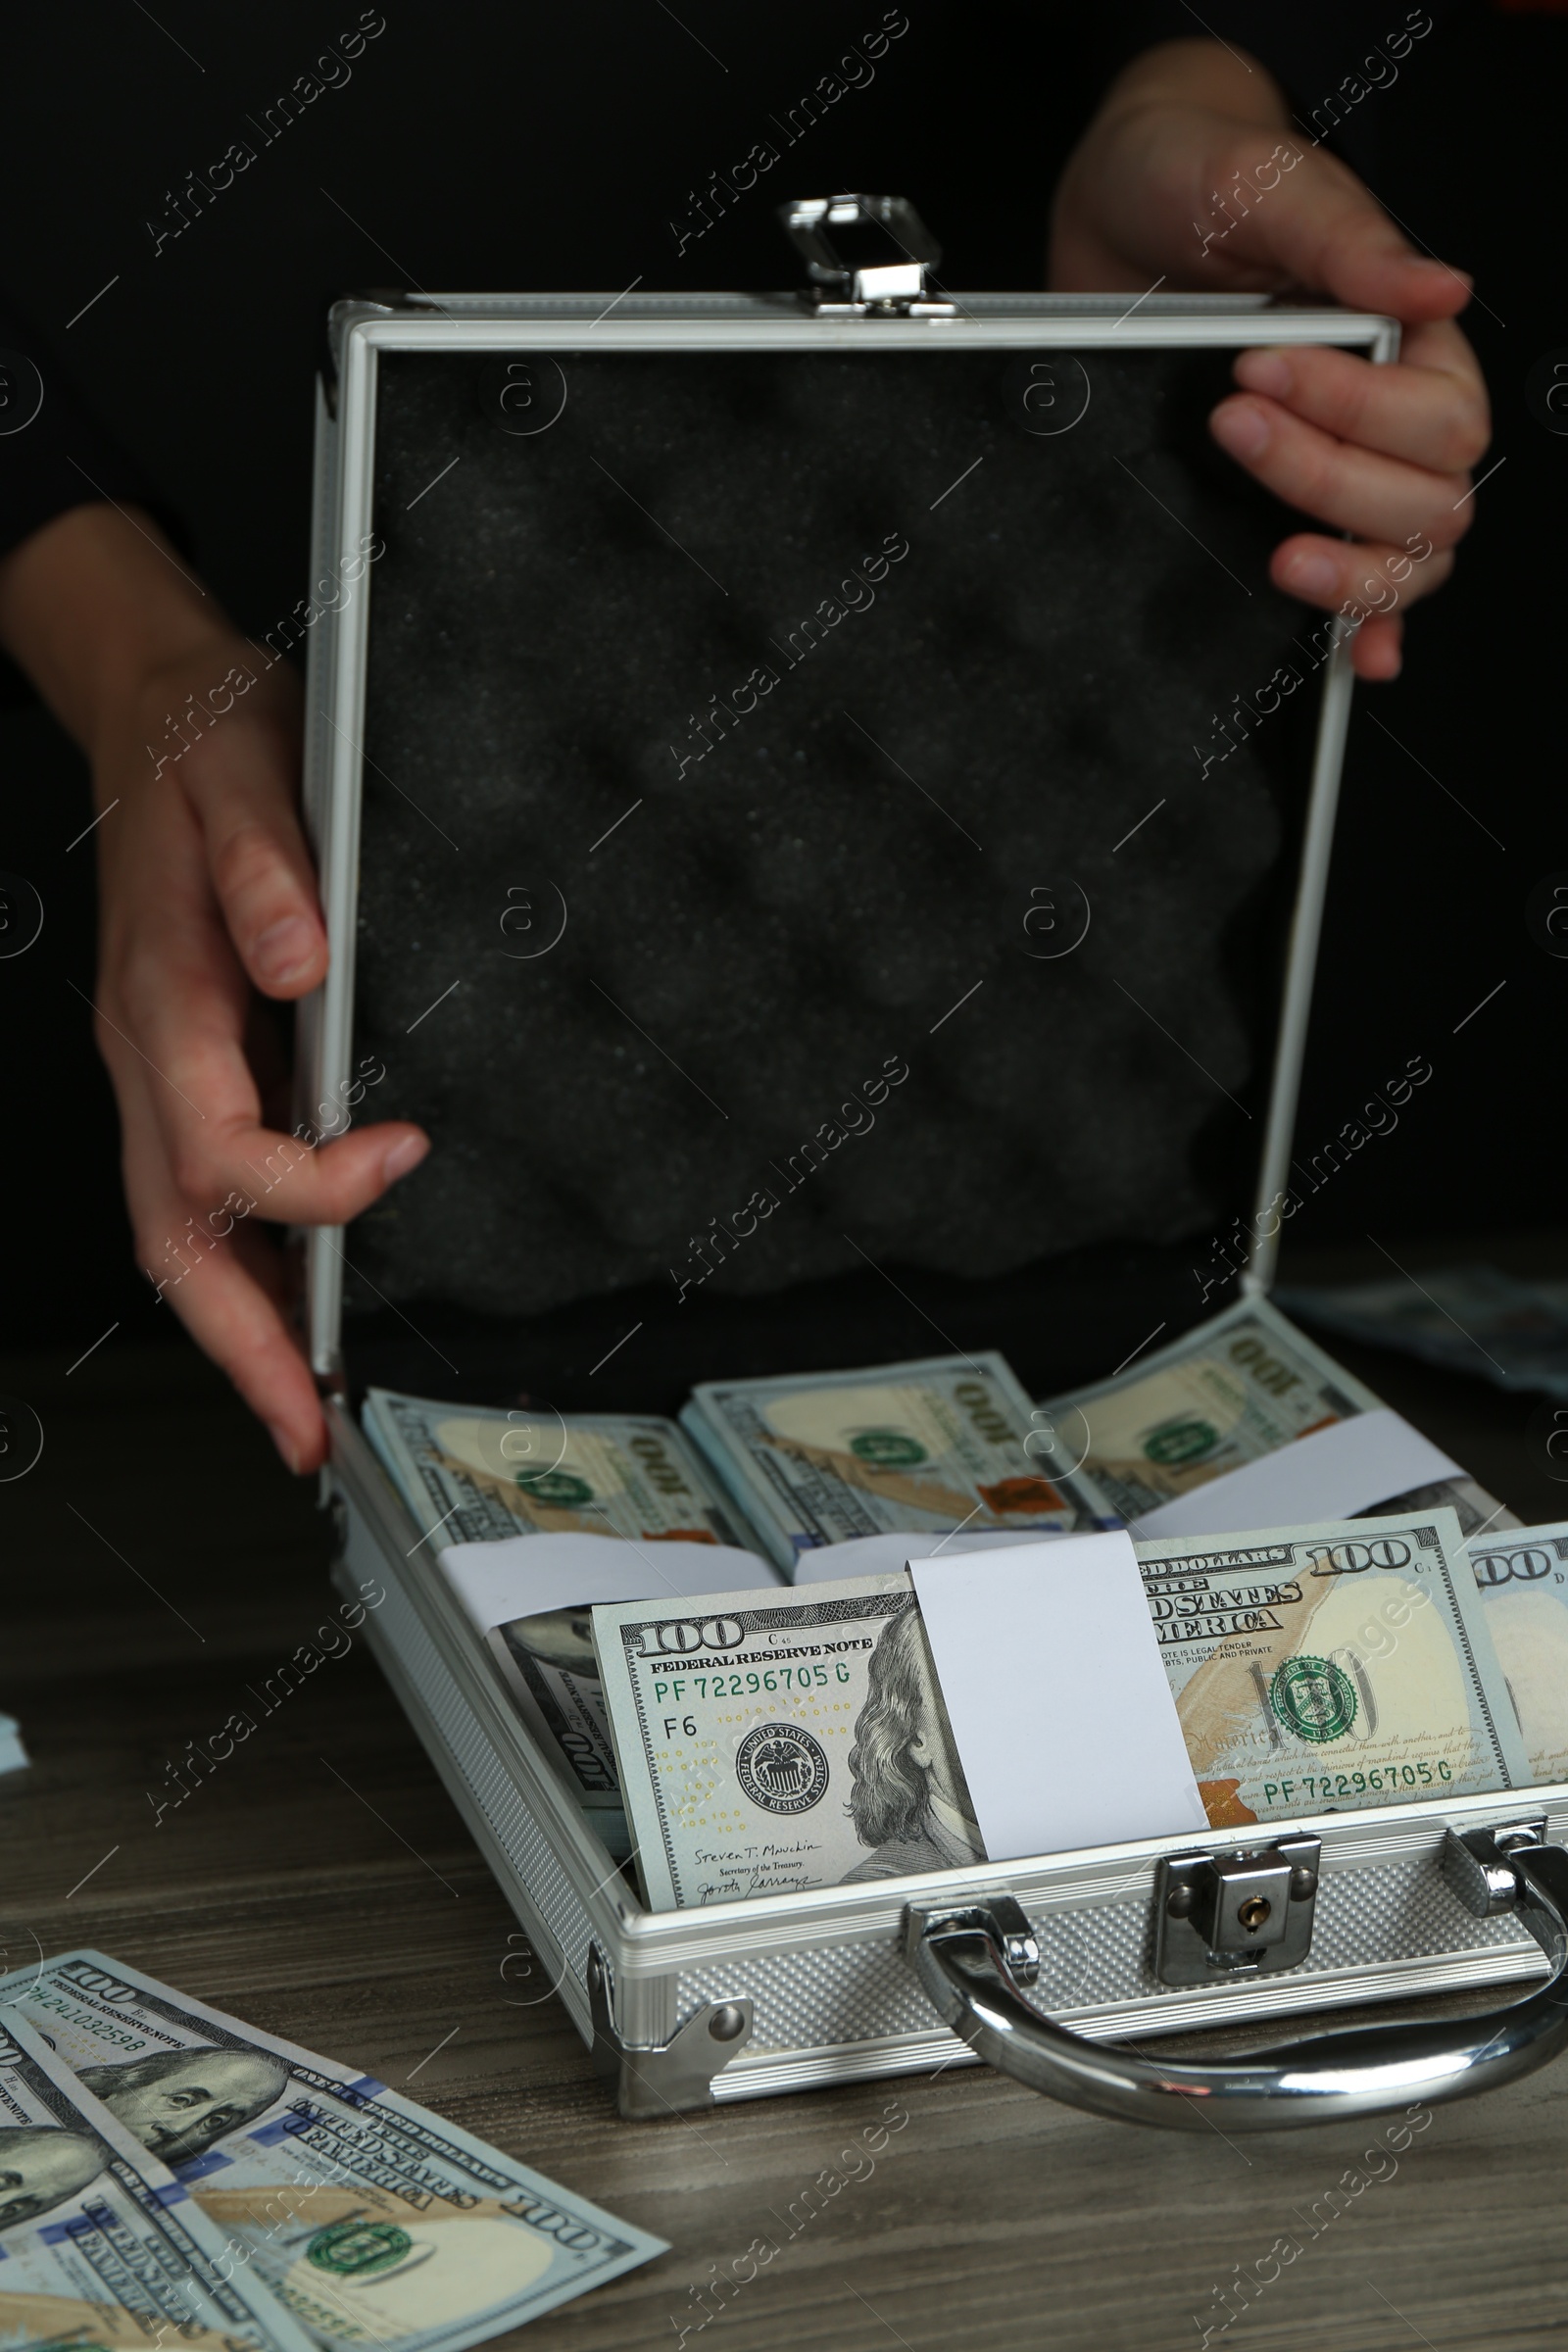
1270, 1655, 1357, 1744
516, 1467, 593, 1507
307, 2222, 414, 2279
736, 1722, 830, 1814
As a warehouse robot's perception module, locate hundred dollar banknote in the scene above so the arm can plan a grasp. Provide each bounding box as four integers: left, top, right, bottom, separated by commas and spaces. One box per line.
1138, 1507, 1530, 1828
680, 1352, 1112, 1575
592, 1570, 984, 1907
0, 1951, 667, 2351
0, 2004, 316, 2352
363, 1388, 755, 1549
1038, 1296, 1514, 1540
1468, 1518, 1568, 1785
485, 1606, 631, 1854
594, 1507, 1531, 1908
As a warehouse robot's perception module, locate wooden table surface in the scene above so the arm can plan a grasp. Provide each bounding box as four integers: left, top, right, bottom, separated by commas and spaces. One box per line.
7, 1259, 1568, 2352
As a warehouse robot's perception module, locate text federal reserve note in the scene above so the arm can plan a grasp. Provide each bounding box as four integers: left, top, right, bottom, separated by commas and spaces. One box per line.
593, 1573, 986, 1908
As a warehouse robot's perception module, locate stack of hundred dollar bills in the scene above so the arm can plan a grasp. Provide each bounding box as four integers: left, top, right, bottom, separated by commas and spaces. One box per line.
0, 1949, 663, 2346
362, 1298, 1567, 1900
361, 1390, 766, 1857
590, 1504, 1560, 1909
679, 1349, 1115, 1568
362, 1388, 755, 1549
1035, 1294, 1513, 1542
362, 1355, 1115, 1850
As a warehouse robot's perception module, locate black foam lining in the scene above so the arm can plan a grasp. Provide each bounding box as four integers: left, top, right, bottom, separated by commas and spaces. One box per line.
345, 337, 1320, 1397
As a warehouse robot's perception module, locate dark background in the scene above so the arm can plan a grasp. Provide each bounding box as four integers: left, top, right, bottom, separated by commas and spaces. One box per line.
2, 0, 1563, 1359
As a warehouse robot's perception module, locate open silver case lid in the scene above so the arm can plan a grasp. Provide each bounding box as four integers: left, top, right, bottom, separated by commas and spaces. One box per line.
298, 282, 1396, 1391
290, 270, 1568, 2130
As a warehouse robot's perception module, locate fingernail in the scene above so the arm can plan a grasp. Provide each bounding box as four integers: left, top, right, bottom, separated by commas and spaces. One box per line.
382, 1131, 430, 1184
267, 1421, 302, 1474
1282, 549, 1339, 597
254, 915, 317, 987
1234, 348, 1292, 399
1209, 398, 1270, 460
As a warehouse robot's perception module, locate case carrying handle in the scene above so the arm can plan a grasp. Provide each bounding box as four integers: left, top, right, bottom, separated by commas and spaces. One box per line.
905, 1828, 1568, 2132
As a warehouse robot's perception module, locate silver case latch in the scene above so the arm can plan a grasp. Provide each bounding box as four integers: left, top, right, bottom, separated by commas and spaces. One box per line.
1155, 1835, 1322, 1985
777, 194, 953, 316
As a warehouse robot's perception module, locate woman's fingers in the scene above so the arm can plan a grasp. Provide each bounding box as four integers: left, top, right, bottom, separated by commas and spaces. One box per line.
1231, 321, 1490, 475
116, 1048, 329, 1472
92, 642, 431, 1476
168, 1219, 331, 1473
176, 663, 329, 1000
1219, 133, 1472, 321
1262, 529, 1450, 681
1208, 390, 1477, 549
102, 673, 429, 1232
1345, 612, 1404, 683
1269, 531, 1453, 616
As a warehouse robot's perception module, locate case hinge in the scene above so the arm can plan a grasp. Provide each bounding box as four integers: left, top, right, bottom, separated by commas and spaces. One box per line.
778, 194, 955, 317
1442, 1818, 1547, 1916
1154, 1835, 1321, 1985
903, 1893, 1042, 1985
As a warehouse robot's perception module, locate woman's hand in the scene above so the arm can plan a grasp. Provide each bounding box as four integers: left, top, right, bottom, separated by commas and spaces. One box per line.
0, 504, 428, 1472
1051, 39, 1490, 679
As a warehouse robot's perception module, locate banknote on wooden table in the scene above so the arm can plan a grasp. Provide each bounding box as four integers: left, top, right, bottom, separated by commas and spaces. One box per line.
0, 2004, 317, 2352
594, 1507, 1531, 1908
1468, 1517, 1568, 1785
0, 1951, 667, 2349
680, 1352, 1112, 1575
364, 1387, 755, 1548
1038, 1296, 1515, 1539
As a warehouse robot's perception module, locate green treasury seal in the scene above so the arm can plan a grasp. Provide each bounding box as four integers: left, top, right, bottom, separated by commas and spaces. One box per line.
1270, 1654, 1357, 1743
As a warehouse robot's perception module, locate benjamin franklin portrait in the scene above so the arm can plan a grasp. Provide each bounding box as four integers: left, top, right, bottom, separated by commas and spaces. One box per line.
0, 2126, 106, 2229
841, 1602, 988, 1883
78, 2044, 289, 2165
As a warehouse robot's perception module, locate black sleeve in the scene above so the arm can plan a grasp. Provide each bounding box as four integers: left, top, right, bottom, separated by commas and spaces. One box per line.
0, 294, 181, 564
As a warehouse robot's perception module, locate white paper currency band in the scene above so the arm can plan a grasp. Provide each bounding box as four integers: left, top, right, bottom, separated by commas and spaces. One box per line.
910, 1534, 1207, 1862
1134, 1407, 1463, 1539
438, 1532, 780, 1635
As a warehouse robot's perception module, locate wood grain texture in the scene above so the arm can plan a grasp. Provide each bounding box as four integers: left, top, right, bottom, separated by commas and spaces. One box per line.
4, 1316, 1567, 2352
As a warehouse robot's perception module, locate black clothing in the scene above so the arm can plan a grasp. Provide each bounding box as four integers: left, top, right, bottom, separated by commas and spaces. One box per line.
0, 3, 1449, 611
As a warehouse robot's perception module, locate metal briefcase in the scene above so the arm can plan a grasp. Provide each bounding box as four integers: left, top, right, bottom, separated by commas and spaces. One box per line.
298, 205, 1568, 2130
